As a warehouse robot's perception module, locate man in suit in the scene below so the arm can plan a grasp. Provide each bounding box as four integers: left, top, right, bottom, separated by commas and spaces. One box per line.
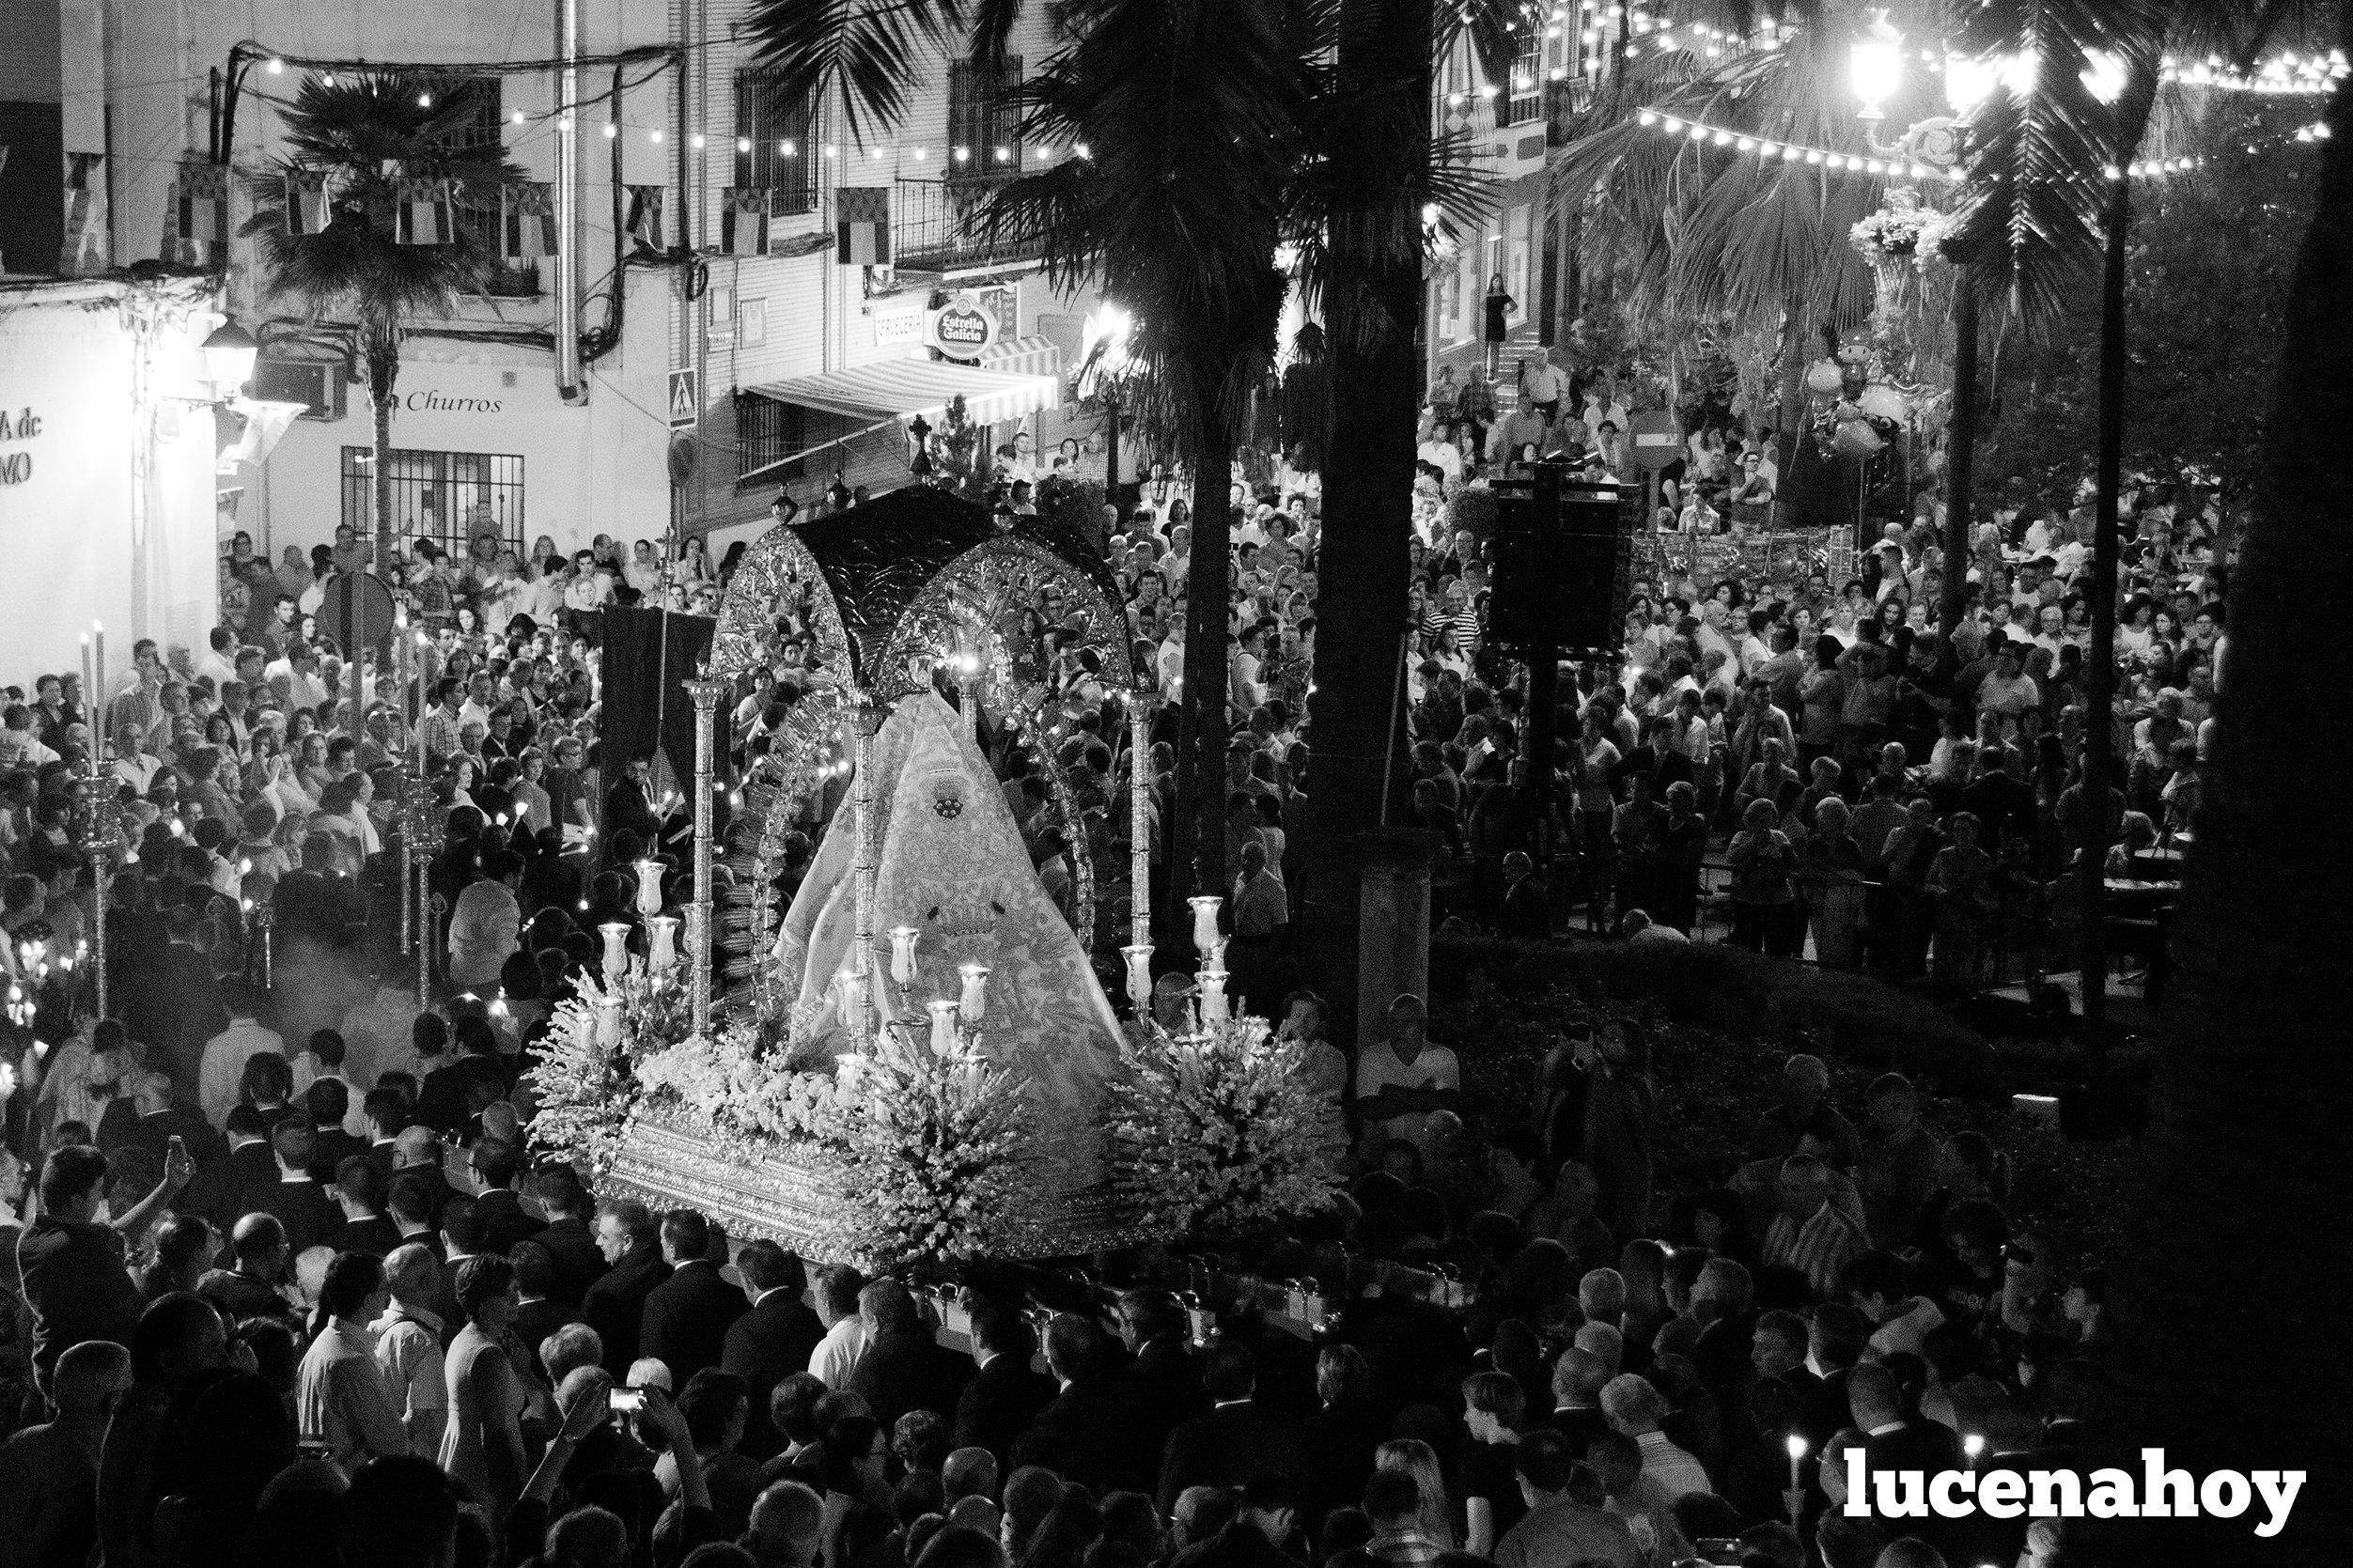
639, 1208, 747, 1384
358, 1087, 409, 1187
1847, 1360, 1965, 1559
179, 1104, 277, 1233
107, 1071, 227, 1173
953, 1302, 1055, 1472
725, 1241, 824, 1461
386, 1170, 445, 1262
1016, 1314, 1157, 1497
582, 1197, 671, 1376
1116, 1289, 1207, 1461
1546, 1346, 1612, 1456
390, 1126, 453, 1228
525, 1164, 603, 1312
329, 1155, 401, 1256
1156, 1341, 1302, 1517
246, 1117, 340, 1257
466, 1139, 538, 1253
509, 1240, 575, 1367
1803, 1304, 1871, 1455
847, 1277, 969, 1428
124, 905, 227, 1101
302, 1079, 367, 1183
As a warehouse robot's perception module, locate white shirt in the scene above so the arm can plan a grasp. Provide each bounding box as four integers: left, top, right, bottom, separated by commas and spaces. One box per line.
1354, 1040, 1460, 1151
808, 1316, 866, 1389
200, 1017, 287, 1127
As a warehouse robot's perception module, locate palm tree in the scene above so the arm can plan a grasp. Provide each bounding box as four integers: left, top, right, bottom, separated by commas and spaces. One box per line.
244, 72, 519, 566
984, 0, 1304, 918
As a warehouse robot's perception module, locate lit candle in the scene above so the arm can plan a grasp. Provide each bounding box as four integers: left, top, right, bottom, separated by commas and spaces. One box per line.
79, 634, 92, 707
599, 922, 631, 984
1785, 1433, 1807, 1490
889, 925, 920, 986
91, 620, 104, 705
634, 857, 665, 918
647, 914, 681, 971
958, 963, 990, 1024
1189, 895, 1223, 957
1963, 1434, 1984, 1465
1198, 971, 1228, 1025
595, 997, 622, 1048
1122, 943, 1154, 1013
837, 969, 868, 1033
928, 999, 961, 1055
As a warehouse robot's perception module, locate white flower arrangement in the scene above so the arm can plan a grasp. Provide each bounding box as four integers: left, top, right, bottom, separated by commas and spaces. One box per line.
803, 1027, 1050, 1270
521, 972, 647, 1173
1849, 189, 1952, 271
1106, 1016, 1347, 1240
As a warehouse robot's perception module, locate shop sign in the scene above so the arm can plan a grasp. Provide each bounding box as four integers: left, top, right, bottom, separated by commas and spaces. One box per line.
925, 291, 1001, 358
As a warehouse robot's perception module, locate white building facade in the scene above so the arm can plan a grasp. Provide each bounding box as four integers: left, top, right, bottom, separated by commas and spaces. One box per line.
86, 0, 1099, 569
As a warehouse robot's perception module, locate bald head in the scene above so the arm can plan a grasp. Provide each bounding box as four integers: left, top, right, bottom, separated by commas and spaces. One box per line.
384, 1241, 441, 1299
53, 1339, 132, 1417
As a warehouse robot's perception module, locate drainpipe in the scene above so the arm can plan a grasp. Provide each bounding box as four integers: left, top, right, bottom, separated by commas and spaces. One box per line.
555, 0, 585, 403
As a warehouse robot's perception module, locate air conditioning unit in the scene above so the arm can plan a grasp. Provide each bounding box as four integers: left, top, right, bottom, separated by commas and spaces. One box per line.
251, 358, 348, 421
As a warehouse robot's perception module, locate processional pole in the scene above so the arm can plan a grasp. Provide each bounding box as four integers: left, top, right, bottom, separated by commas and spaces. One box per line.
683, 673, 728, 1039
1124, 690, 1159, 1013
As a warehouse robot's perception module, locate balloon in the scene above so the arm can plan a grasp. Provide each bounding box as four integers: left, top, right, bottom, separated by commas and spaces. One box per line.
1831, 418, 1885, 458
1858, 383, 1910, 423
1804, 360, 1845, 396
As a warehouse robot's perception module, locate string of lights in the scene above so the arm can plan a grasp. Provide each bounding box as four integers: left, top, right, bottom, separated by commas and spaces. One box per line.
1631, 103, 2330, 183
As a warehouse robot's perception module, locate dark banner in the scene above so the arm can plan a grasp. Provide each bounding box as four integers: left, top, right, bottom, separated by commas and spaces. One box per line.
598, 606, 718, 795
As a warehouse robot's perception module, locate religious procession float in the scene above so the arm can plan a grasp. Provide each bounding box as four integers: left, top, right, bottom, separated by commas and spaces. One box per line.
525, 489, 1344, 1271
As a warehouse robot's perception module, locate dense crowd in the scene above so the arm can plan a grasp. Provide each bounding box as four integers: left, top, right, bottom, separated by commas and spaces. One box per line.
0, 344, 2174, 1568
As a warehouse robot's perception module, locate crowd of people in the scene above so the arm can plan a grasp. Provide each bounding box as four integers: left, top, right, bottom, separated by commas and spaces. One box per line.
0, 335, 2194, 1568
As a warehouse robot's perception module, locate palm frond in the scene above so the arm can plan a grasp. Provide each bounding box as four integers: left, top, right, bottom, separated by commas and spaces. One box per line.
742, 0, 970, 142
980, 0, 1301, 442
1943, 0, 2168, 333
243, 70, 522, 342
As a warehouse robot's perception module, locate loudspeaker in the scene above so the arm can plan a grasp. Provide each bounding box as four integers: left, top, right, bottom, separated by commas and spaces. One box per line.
1487, 462, 1635, 651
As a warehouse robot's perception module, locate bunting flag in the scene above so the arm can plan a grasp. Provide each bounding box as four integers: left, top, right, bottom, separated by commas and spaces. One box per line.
284, 170, 331, 236
60, 152, 108, 275
397, 177, 454, 244
834, 186, 890, 266
170, 159, 228, 263
503, 180, 556, 261
625, 184, 665, 254
719, 186, 769, 256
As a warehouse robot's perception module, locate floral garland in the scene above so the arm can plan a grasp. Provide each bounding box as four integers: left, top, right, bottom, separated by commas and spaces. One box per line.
1105, 1016, 1347, 1240
521, 972, 651, 1174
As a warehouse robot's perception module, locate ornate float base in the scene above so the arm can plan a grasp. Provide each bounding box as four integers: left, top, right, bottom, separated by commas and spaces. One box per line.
600, 1110, 1132, 1263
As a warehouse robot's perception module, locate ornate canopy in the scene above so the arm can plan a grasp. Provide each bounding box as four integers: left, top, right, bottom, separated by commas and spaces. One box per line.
708, 487, 1143, 697
710, 487, 1144, 1012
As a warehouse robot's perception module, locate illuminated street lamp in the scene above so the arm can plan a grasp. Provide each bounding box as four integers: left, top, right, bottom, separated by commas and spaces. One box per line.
1079, 303, 1134, 512
203, 318, 259, 393
1849, 9, 1905, 121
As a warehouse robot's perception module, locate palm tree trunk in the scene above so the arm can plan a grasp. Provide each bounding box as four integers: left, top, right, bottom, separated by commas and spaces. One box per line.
1297, 0, 1430, 1023
2099, 49, 2353, 1558
1173, 414, 1233, 914
2077, 182, 2127, 1027
1774, 299, 1806, 524
366, 335, 399, 567
1939, 276, 1979, 639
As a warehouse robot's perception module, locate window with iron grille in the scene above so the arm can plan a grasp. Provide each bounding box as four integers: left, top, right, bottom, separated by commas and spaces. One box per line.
946, 57, 1021, 179
342, 447, 525, 556
736, 393, 805, 482
735, 73, 819, 215
1502, 37, 1544, 126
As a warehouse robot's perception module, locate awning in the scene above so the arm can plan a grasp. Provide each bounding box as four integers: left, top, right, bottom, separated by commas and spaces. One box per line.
978, 334, 1063, 380
747, 355, 1059, 428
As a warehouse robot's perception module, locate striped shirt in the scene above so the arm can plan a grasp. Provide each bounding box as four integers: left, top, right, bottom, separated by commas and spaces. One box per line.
1765, 1199, 1869, 1300
1633, 1429, 1713, 1501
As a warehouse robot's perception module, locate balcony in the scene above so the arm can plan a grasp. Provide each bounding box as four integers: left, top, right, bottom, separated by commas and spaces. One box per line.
892, 176, 1041, 276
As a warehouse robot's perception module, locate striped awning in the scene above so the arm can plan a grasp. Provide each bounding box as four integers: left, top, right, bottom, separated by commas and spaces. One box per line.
746, 355, 1058, 428
978, 334, 1063, 380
